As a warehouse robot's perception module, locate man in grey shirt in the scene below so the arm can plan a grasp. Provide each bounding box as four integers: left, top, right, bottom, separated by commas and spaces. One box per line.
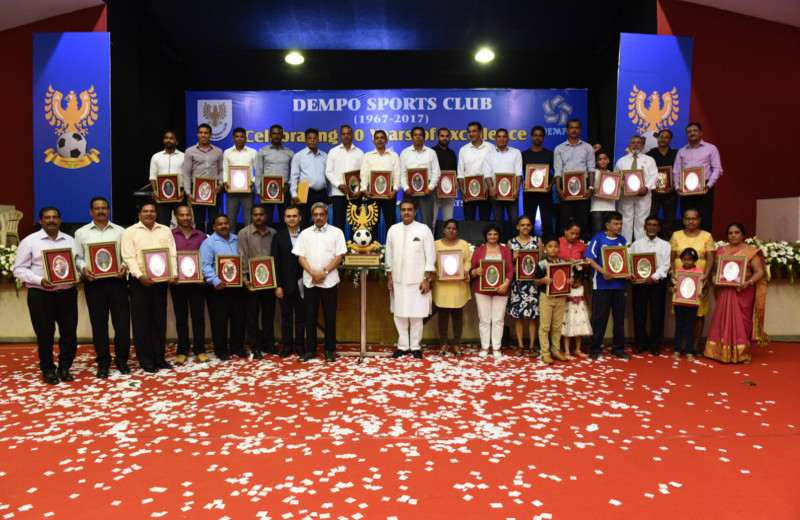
554, 118, 595, 241
182, 123, 224, 234
256, 124, 294, 227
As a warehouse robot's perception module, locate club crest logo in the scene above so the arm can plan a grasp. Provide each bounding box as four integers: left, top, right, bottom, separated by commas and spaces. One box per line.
43, 85, 101, 168
197, 99, 233, 141
628, 85, 679, 133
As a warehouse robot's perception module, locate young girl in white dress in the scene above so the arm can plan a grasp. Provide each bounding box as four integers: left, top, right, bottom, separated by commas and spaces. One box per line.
561, 264, 592, 359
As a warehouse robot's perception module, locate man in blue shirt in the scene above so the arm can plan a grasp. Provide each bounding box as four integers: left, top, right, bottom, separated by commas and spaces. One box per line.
290, 128, 328, 227
200, 214, 245, 361
584, 211, 633, 359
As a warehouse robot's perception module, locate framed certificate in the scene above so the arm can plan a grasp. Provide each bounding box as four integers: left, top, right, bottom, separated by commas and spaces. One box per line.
156, 173, 180, 202
715, 255, 748, 286
515, 249, 539, 281
176, 251, 202, 283
546, 262, 572, 296
464, 175, 486, 201
216, 255, 243, 287
249, 256, 277, 290
437, 170, 457, 198
192, 176, 218, 206
680, 166, 705, 195
622, 169, 644, 196
41, 248, 78, 285
601, 246, 629, 278
261, 175, 284, 203
524, 164, 548, 192
630, 252, 656, 283
370, 170, 392, 199
437, 249, 464, 281
87, 242, 120, 279
656, 165, 672, 191
494, 173, 516, 201
227, 166, 251, 193
406, 168, 428, 196
479, 259, 505, 292
562, 171, 586, 201
343, 170, 361, 199
141, 248, 171, 282
594, 171, 622, 200
673, 271, 702, 306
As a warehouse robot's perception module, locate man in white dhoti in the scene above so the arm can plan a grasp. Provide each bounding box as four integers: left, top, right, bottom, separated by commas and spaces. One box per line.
385, 198, 436, 359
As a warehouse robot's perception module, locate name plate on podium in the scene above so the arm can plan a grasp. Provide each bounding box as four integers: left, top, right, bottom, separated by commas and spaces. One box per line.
343, 253, 381, 267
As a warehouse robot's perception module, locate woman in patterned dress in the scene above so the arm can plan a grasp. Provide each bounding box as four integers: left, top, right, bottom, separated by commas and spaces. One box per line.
505, 215, 543, 357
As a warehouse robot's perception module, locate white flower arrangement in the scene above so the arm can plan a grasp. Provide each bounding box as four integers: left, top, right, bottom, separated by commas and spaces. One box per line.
0, 244, 23, 296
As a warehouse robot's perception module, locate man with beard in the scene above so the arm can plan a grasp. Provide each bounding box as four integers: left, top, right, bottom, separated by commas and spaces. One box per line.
149, 130, 184, 226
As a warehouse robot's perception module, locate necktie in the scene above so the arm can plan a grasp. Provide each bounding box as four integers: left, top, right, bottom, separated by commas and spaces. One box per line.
632, 154, 638, 170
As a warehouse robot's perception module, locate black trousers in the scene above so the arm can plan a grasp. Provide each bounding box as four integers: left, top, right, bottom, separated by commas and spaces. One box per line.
193, 200, 222, 234
300, 188, 329, 228
674, 304, 699, 354
649, 191, 679, 239
264, 201, 287, 229
279, 288, 306, 351
304, 285, 338, 355
560, 199, 591, 241
205, 285, 246, 355
679, 187, 714, 233
375, 198, 396, 234
156, 200, 181, 227
590, 289, 627, 356
632, 279, 667, 354
169, 283, 206, 355
84, 277, 131, 368
246, 288, 276, 352
330, 195, 348, 232
129, 278, 168, 369
27, 287, 78, 372
523, 191, 554, 237
463, 199, 491, 221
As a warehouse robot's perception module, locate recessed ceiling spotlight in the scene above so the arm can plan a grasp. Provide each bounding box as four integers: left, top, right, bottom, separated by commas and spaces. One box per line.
475, 48, 495, 63
285, 52, 304, 65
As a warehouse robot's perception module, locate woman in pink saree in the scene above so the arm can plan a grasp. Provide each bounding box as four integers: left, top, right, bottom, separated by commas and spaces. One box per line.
705, 223, 768, 363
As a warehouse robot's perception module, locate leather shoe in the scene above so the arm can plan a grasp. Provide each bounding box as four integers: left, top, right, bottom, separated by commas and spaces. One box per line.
324, 351, 337, 363
231, 349, 248, 358
252, 348, 263, 360
142, 365, 158, 373
391, 349, 408, 358
154, 359, 173, 369
650, 349, 661, 356
96, 366, 109, 379
541, 354, 554, 365
174, 355, 188, 365
551, 351, 568, 362
57, 367, 74, 382
411, 350, 423, 359
116, 363, 131, 374
42, 370, 60, 385
611, 352, 631, 360
195, 353, 211, 363
216, 351, 232, 361
588, 352, 599, 360
279, 348, 295, 358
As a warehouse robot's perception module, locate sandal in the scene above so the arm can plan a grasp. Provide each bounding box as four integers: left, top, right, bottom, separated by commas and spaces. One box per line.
437, 347, 448, 356
453, 346, 463, 357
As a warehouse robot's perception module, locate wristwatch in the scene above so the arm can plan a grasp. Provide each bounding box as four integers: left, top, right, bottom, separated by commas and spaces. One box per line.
322, 269, 328, 275
423, 275, 431, 282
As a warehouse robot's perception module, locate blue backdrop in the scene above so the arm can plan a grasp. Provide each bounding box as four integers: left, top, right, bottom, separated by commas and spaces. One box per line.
33, 33, 111, 223
186, 89, 587, 223
614, 33, 694, 162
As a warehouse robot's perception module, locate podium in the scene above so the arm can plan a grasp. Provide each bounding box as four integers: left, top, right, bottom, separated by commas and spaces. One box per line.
339, 265, 392, 362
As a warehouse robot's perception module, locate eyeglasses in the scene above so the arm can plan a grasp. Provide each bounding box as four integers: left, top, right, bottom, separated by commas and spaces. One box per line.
683, 217, 699, 221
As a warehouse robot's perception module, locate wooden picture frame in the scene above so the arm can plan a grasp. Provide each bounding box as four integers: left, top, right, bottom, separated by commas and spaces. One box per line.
524, 164, 549, 192
630, 252, 656, 283
156, 173, 180, 202
437, 170, 457, 198
248, 256, 277, 290
227, 166, 252, 193
546, 262, 572, 296
479, 259, 505, 292
494, 173, 517, 201
515, 249, 539, 281
192, 176, 218, 206
87, 242, 120, 279
673, 271, 702, 306
622, 169, 645, 196
176, 251, 202, 283
41, 248, 78, 285
680, 166, 706, 195
370, 170, 392, 199
260, 175, 284, 204
216, 254, 243, 287
406, 167, 428, 196
437, 249, 464, 281
601, 246, 630, 278
464, 175, 486, 201
343, 170, 361, 199
656, 165, 672, 191
562, 171, 586, 201
594, 171, 622, 201
141, 248, 172, 282
715, 254, 748, 287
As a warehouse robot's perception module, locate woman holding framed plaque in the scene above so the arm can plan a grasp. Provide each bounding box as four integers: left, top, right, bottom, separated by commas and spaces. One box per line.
557, 219, 587, 262
470, 223, 513, 359
432, 219, 472, 357
705, 223, 768, 364
669, 208, 716, 351
505, 215, 542, 357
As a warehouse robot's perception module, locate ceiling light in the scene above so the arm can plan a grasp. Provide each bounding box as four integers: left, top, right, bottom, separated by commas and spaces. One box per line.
475, 49, 495, 63
285, 52, 304, 65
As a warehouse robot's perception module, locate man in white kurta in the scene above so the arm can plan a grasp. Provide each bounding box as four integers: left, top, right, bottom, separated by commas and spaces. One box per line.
385, 198, 436, 359
615, 135, 658, 242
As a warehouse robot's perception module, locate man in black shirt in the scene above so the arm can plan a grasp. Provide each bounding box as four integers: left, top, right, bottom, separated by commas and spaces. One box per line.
520, 126, 555, 236
432, 127, 457, 224
646, 129, 679, 239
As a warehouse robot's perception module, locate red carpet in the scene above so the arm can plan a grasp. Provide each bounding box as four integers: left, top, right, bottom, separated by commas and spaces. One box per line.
0, 343, 798, 519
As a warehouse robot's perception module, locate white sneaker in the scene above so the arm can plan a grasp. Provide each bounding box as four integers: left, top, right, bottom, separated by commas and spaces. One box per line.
492, 350, 502, 359
479, 348, 489, 359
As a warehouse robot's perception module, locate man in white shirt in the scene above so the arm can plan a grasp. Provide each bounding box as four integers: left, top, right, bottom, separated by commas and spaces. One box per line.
292, 203, 346, 363
149, 130, 184, 226
325, 124, 364, 231
222, 127, 257, 230
385, 198, 436, 359
615, 135, 658, 242
400, 126, 441, 230
74, 197, 130, 378
482, 128, 523, 227
457, 122, 493, 221
629, 216, 671, 356
360, 130, 401, 237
